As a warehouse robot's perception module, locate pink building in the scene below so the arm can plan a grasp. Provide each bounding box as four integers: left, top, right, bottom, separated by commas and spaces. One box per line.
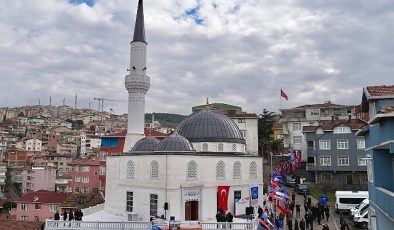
22, 166, 57, 194
12, 190, 67, 221
67, 157, 100, 194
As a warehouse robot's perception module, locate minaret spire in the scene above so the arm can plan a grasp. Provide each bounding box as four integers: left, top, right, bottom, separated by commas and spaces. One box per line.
133, 0, 146, 43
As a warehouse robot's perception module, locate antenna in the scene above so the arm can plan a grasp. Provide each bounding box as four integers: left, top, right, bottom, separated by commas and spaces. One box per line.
75, 94, 78, 109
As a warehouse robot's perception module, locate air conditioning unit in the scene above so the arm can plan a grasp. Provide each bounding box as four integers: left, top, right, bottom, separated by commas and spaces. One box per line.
128, 213, 138, 221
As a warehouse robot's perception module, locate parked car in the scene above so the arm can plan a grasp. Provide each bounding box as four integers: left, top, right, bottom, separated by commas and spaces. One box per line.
285, 175, 296, 187
294, 184, 309, 194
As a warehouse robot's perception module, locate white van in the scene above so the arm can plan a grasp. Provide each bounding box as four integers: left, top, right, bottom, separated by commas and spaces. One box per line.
335, 191, 368, 213
350, 199, 369, 217
354, 208, 368, 229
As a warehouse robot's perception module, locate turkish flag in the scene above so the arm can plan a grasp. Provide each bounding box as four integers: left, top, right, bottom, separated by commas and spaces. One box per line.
280, 89, 288, 100
217, 186, 230, 211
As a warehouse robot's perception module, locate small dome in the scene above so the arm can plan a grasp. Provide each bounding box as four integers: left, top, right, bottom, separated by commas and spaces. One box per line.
177, 110, 245, 144
155, 133, 195, 152
132, 137, 160, 151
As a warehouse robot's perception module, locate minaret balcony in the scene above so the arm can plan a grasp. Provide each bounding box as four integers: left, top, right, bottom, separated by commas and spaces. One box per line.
125, 74, 150, 93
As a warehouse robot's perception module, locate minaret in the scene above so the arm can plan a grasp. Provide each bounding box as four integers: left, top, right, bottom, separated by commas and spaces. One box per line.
123, 0, 150, 152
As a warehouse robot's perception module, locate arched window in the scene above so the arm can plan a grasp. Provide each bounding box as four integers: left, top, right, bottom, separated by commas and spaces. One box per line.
232, 144, 237, 152
202, 143, 208, 151
151, 160, 159, 180
187, 160, 197, 180
127, 161, 134, 179
249, 161, 257, 179
233, 161, 241, 179
216, 161, 225, 180
218, 143, 224, 152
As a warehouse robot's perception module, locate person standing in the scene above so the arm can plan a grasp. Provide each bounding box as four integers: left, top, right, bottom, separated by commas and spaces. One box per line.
68, 210, 74, 221
316, 207, 321, 225
294, 219, 299, 230
258, 205, 263, 218
54, 211, 60, 220
226, 212, 233, 223
63, 210, 68, 221
296, 203, 301, 218
287, 218, 293, 230
292, 192, 296, 202
299, 218, 306, 230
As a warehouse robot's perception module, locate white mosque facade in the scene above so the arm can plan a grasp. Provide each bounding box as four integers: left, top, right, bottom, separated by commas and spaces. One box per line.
104, 0, 263, 222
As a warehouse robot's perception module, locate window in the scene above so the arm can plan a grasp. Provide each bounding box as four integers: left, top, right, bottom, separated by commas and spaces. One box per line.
337, 156, 349, 166
359, 174, 367, 184
34, 216, 40, 221
50, 204, 58, 212
151, 161, 159, 180
21, 216, 28, 221
82, 166, 90, 172
127, 161, 134, 179
126, 191, 133, 212
202, 143, 208, 152
216, 161, 225, 180
21, 203, 28, 211
346, 174, 353, 185
218, 143, 224, 152
367, 160, 373, 182
293, 136, 302, 144
310, 109, 320, 116
293, 123, 301, 131
82, 176, 89, 183
187, 160, 197, 180
74, 187, 80, 192
77, 196, 87, 204
333, 125, 351, 134
319, 140, 331, 150
232, 144, 237, 152
150, 194, 158, 216
307, 141, 315, 150
337, 139, 348, 149
249, 161, 257, 179
74, 166, 80, 172
238, 119, 245, 123
321, 173, 332, 182
75, 176, 81, 182
320, 156, 331, 166
240, 130, 247, 138
356, 139, 365, 149
358, 156, 367, 166
100, 166, 106, 176
35, 203, 41, 210
233, 161, 241, 179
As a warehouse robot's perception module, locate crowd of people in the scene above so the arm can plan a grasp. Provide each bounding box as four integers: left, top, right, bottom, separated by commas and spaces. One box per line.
53, 209, 83, 221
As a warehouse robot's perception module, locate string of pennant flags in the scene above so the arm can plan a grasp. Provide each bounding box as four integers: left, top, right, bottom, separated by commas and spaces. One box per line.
258, 150, 302, 230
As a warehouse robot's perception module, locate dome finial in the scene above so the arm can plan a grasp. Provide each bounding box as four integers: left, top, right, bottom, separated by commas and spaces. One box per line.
205, 97, 209, 111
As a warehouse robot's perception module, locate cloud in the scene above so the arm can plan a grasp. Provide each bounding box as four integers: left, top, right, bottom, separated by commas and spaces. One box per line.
0, 0, 393, 115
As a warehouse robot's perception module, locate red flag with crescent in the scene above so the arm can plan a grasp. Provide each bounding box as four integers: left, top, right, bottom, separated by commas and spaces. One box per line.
218, 186, 230, 211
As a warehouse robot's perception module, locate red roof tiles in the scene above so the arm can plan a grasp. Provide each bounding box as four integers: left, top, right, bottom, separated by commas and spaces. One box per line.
366, 85, 394, 97
67, 157, 100, 166
17, 190, 67, 204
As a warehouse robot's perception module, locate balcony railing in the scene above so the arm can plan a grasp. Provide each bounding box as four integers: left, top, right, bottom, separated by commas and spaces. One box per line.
45, 221, 256, 230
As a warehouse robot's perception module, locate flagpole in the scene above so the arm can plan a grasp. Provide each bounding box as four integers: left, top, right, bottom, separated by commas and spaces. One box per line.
279, 89, 282, 112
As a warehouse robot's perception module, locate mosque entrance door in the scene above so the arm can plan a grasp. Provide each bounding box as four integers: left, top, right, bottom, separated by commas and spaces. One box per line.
185, 201, 199, 220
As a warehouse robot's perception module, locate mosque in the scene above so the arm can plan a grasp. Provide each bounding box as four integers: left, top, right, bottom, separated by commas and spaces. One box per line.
104, 0, 263, 221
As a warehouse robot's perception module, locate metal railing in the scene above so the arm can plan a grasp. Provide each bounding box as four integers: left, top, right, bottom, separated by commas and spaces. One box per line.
45, 221, 256, 230
81, 203, 105, 216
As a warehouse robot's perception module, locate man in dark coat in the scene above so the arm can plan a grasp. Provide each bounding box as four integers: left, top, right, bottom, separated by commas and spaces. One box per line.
287, 218, 293, 230
292, 192, 296, 202
325, 208, 330, 222
299, 218, 306, 230
54, 211, 60, 220
296, 203, 301, 218
258, 205, 263, 218
226, 212, 233, 223
68, 210, 74, 221
294, 219, 299, 230
63, 210, 68, 221
316, 207, 321, 225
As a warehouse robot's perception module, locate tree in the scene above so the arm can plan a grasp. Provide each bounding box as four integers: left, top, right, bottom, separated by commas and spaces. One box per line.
258, 109, 278, 157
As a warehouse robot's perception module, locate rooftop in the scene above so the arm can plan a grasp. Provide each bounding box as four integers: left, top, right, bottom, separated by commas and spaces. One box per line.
302, 119, 366, 132
17, 190, 67, 204
60, 193, 104, 209
0, 221, 44, 230
67, 157, 100, 166
366, 85, 394, 97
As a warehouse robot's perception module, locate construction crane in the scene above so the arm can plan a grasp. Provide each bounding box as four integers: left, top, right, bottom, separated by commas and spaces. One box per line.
93, 97, 126, 112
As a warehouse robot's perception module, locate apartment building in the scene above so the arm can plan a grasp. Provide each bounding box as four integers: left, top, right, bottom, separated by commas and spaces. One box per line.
280, 101, 357, 160
21, 167, 56, 194
67, 157, 101, 194
303, 118, 367, 190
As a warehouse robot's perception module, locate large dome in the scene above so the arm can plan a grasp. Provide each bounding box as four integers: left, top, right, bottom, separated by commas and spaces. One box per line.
132, 137, 160, 151
155, 133, 195, 152
177, 110, 246, 144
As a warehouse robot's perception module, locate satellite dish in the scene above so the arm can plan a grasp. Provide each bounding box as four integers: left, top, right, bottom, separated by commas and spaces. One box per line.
33, 196, 39, 202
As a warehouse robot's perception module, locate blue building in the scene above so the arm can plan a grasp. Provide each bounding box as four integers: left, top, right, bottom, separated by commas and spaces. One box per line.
357, 85, 394, 229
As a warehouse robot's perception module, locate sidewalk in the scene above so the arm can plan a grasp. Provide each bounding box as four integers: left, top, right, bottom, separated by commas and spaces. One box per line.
284, 186, 339, 230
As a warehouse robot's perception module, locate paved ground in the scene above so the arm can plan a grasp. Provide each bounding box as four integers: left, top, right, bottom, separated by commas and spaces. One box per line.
283, 186, 361, 230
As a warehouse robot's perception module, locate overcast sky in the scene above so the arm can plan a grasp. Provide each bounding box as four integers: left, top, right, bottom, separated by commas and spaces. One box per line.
0, 0, 393, 115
